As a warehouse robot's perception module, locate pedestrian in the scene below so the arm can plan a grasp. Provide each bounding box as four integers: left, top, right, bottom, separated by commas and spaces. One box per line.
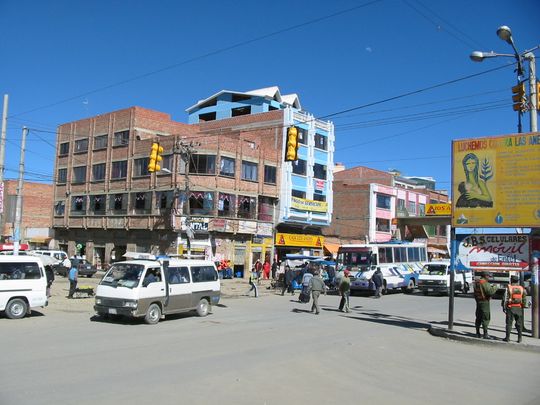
502, 275, 527, 343
263, 260, 271, 280
44, 265, 55, 298
473, 271, 498, 339
309, 270, 326, 315
371, 268, 384, 298
338, 269, 351, 313
67, 263, 78, 299
282, 266, 295, 296
255, 259, 263, 284
300, 269, 313, 302
247, 267, 258, 298
271, 260, 278, 280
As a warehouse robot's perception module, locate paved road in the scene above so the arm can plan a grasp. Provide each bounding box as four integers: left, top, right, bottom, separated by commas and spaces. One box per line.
2, 290, 539, 405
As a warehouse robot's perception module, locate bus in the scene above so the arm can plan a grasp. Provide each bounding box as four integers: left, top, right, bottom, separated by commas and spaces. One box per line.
336, 241, 428, 294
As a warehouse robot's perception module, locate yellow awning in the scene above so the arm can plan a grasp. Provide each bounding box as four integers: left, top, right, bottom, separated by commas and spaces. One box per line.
323, 242, 340, 256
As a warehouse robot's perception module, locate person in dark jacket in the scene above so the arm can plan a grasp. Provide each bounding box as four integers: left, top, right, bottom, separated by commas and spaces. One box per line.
371, 268, 384, 298
281, 266, 295, 296
44, 265, 55, 298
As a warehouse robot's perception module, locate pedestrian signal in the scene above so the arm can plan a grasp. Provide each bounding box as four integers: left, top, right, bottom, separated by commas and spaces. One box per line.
285, 126, 299, 161
148, 142, 164, 172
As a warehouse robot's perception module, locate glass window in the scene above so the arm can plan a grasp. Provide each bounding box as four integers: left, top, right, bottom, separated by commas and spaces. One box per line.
90, 195, 106, 215
407, 201, 417, 215
218, 193, 235, 217
74, 138, 88, 153
189, 191, 214, 215
220, 156, 235, 177
315, 133, 327, 150
168, 266, 190, 284
190, 266, 218, 283
241, 161, 258, 182
418, 203, 425, 216
297, 128, 307, 145
264, 165, 276, 184
57, 168, 67, 184
134, 158, 150, 177
0, 262, 41, 280
397, 198, 406, 211
72, 166, 86, 183
313, 163, 327, 180
160, 155, 173, 172
407, 247, 420, 262
157, 191, 174, 210
438, 225, 447, 237
292, 159, 306, 176
59, 142, 69, 155
92, 163, 106, 182
190, 154, 216, 174
237, 195, 256, 219
313, 194, 326, 202
376, 218, 390, 232
258, 196, 274, 221
111, 161, 128, 179
376, 194, 391, 210
71, 196, 86, 215
378, 247, 393, 263
132, 192, 152, 213
113, 130, 129, 147
94, 135, 108, 150
291, 189, 306, 199
110, 194, 127, 213
54, 201, 65, 216
394, 247, 407, 263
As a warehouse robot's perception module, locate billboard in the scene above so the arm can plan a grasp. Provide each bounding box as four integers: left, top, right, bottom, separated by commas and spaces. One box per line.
451, 133, 540, 227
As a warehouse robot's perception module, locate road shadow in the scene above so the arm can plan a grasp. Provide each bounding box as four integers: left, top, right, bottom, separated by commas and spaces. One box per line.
348, 311, 430, 330
291, 308, 313, 314
216, 303, 228, 308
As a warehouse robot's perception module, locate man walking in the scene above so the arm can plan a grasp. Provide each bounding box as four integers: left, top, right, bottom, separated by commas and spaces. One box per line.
67, 263, 78, 299
502, 275, 527, 343
309, 270, 326, 315
473, 271, 498, 339
247, 267, 259, 298
282, 266, 295, 296
338, 269, 351, 313
371, 268, 384, 298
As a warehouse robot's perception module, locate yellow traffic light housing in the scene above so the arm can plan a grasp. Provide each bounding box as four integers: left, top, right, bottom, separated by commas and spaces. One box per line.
148, 142, 164, 172
285, 126, 299, 161
512, 82, 525, 112
536, 81, 540, 111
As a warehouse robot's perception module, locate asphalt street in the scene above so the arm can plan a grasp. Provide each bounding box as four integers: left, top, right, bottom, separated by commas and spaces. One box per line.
1, 286, 539, 405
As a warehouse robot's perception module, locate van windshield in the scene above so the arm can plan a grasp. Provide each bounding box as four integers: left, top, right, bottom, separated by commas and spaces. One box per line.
101, 264, 144, 288
422, 264, 448, 276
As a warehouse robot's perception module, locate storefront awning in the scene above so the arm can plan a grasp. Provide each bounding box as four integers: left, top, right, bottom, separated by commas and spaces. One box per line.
28, 237, 52, 244
323, 242, 340, 256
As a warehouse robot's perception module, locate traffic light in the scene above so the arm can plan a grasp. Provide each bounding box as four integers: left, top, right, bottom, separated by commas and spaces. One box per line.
536, 81, 540, 111
148, 142, 164, 172
512, 82, 525, 112
285, 126, 299, 161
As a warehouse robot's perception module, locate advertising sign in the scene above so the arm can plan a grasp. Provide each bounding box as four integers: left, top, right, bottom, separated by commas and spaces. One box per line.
426, 203, 451, 216
455, 234, 529, 272
291, 196, 327, 213
452, 133, 540, 227
275, 232, 324, 247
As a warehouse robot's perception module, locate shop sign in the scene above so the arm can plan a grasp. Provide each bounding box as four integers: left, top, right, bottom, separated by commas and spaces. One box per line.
188, 217, 209, 232
314, 179, 325, 191
257, 222, 273, 237
291, 196, 327, 213
426, 203, 451, 216
238, 220, 257, 234
275, 232, 324, 247
209, 218, 235, 233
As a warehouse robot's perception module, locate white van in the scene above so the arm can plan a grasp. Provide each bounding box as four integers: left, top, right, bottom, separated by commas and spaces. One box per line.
0, 256, 48, 319
418, 261, 473, 295
29, 250, 68, 263
94, 258, 221, 324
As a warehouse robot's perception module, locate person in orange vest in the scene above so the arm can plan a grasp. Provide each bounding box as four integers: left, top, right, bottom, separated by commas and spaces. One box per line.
501, 275, 527, 343
473, 272, 498, 339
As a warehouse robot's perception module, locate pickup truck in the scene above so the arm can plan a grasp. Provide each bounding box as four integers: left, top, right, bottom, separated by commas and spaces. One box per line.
418, 261, 472, 296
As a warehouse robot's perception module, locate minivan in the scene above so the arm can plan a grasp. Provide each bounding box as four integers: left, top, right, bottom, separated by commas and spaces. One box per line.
94, 258, 220, 324
418, 261, 472, 295
0, 256, 48, 319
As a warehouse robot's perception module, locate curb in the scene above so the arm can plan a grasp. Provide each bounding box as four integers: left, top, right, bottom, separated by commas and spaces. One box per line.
428, 325, 540, 353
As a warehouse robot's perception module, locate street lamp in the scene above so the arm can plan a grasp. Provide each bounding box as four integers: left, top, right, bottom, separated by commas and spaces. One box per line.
470, 25, 538, 133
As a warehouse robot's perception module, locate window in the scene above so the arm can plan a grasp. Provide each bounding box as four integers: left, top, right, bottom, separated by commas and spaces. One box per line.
313, 163, 327, 180
231, 94, 251, 102
199, 112, 216, 122
394, 247, 407, 263
72, 166, 86, 183
231, 106, 251, 117
189, 154, 216, 175
220, 156, 235, 177
90, 195, 106, 215
0, 262, 41, 280
418, 203, 425, 216
168, 266, 190, 284
313, 194, 326, 202
113, 130, 129, 146
134, 158, 150, 177
438, 225, 447, 237
59, 142, 69, 155
110, 194, 127, 213
376, 218, 390, 232
57, 168, 67, 184
132, 192, 152, 213
241, 161, 258, 182
407, 201, 417, 215
258, 196, 274, 221
191, 266, 218, 283
378, 247, 393, 263
237, 195, 256, 219
157, 191, 174, 210
94, 135, 108, 150
189, 191, 214, 215
292, 159, 306, 176
218, 193, 235, 217
74, 138, 88, 153
407, 247, 420, 262
264, 165, 276, 184
111, 161, 128, 179
315, 133, 327, 150
92, 163, 106, 182
376, 194, 391, 210
397, 198, 406, 211
292, 189, 306, 199
54, 201, 65, 216
160, 155, 173, 173
297, 128, 307, 145
71, 196, 86, 215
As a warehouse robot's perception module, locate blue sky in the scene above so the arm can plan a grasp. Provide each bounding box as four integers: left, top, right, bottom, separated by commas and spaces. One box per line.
1, 0, 539, 192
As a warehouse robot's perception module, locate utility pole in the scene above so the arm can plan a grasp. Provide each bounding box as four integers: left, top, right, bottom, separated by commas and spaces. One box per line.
0, 94, 8, 240
13, 126, 28, 255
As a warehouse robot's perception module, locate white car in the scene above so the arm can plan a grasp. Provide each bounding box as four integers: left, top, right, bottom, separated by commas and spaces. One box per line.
350, 266, 405, 294
418, 261, 472, 295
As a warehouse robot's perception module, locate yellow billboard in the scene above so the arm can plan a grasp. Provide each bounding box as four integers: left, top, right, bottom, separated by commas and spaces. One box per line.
452, 133, 540, 227
291, 196, 328, 213
426, 203, 451, 216
275, 233, 324, 247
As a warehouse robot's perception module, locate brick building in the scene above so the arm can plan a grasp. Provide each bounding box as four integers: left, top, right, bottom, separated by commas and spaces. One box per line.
52, 87, 335, 273
1, 180, 53, 248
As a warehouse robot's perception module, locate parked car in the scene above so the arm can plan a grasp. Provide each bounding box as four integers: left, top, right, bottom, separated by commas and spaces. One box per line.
55, 257, 97, 278
350, 265, 406, 295
418, 261, 472, 296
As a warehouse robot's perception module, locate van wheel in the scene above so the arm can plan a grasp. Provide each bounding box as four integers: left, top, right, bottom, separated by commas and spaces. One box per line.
402, 279, 415, 294
382, 281, 388, 295
144, 303, 161, 325
196, 298, 210, 317
6, 298, 28, 319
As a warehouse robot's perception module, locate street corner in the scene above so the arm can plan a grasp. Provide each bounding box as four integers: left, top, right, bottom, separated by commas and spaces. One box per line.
428, 325, 540, 353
